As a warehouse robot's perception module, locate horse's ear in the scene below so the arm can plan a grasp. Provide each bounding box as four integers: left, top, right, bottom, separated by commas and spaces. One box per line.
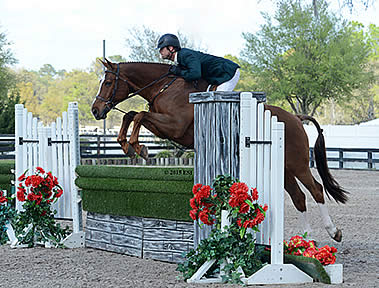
98, 58, 114, 69
105, 58, 114, 69
98, 58, 107, 67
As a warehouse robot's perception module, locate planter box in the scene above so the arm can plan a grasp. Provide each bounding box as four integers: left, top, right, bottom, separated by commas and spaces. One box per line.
324, 264, 343, 284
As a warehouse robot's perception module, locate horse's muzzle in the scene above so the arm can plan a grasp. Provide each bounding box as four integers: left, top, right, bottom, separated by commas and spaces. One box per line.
92, 107, 109, 120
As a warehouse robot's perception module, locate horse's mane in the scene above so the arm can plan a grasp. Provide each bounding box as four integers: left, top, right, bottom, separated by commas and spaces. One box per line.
119, 61, 171, 67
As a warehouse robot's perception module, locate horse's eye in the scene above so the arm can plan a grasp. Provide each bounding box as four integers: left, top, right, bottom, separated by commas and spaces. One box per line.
105, 81, 112, 87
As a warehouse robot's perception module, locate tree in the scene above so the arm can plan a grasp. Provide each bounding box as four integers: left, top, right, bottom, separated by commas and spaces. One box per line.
317, 23, 378, 124
0, 90, 20, 133
124, 26, 207, 63
0, 27, 18, 133
241, 0, 373, 116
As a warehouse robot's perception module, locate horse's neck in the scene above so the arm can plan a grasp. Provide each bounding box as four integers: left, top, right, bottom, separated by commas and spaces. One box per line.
122, 63, 168, 100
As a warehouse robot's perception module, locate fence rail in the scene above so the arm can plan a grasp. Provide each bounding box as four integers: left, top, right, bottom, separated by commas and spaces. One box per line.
1, 134, 378, 169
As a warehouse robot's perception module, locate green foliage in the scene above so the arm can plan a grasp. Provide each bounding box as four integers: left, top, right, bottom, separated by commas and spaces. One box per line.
211, 174, 237, 212
0, 28, 19, 132
0, 89, 20, 134
181, 151, 194, 159
177, 225, 263, 283
14, 202, 69, 247
154, 150, 173, 158
0, 200, 17, 245
241, 0, 373, 116
0, 161, 14, 193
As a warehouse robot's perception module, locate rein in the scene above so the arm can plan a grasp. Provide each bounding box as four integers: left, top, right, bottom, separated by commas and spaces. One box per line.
96, 63, 176, 112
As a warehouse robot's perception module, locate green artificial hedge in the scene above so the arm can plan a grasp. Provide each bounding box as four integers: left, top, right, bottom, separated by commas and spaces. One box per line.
0, 160, 14, 192
76, 165, 194, 181
76, 165, 194, 221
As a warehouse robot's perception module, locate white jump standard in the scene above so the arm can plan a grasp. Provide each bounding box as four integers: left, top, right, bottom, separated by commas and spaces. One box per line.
188, 91, 313, 284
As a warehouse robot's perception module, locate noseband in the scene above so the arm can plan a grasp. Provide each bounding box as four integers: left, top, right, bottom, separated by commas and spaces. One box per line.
95, 63, 175, 112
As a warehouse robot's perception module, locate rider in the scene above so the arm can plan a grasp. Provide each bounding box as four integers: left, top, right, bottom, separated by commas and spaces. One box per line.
157, 33, 240, 91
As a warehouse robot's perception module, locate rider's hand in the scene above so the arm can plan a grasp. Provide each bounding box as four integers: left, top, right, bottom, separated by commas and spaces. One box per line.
169, 65, 182, 75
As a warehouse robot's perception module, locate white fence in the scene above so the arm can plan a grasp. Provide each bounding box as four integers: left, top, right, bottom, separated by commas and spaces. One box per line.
14, 103, 84, 247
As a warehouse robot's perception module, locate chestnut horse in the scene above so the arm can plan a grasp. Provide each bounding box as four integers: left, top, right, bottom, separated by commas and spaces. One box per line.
91, 59, 348, 242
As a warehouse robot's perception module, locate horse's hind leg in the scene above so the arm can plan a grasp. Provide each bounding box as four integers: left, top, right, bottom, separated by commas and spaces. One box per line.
285, 171, 312, 237
117, 111, 137, 158
296, 169, 342, 242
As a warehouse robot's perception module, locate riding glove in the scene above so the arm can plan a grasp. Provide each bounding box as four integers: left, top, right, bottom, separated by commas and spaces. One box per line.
169, 65, 182, 75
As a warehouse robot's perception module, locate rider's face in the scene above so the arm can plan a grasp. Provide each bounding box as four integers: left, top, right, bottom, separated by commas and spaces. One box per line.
159, 46, 175, 60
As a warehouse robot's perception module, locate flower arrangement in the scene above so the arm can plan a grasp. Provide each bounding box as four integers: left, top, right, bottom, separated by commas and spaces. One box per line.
178, 175, 268, 283
284, 234, 337, 265
15, 167, 69, 247
0, 190, 17, 245
189, 175, 268, 238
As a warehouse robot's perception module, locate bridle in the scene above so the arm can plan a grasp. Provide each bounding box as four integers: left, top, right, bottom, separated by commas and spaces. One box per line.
95, 63, 176, 114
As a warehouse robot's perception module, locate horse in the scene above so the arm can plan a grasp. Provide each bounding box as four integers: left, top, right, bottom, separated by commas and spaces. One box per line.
91, 59, 348, 242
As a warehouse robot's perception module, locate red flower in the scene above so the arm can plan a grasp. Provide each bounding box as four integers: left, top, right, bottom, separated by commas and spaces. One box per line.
199, 210, 214, 225
229, 182, 250, 208
0, 191, 7, 203
17, 189, 26, 202
30, 175, 44, 188
33, 193, 42, 205
195, 185, 212, 203
18, 173, 26, 182
27, 193, 35, 201
192, 183, 203, 195
189, 209, 198, 220
36, 167, 45, 174
315, 247, 336, 265
303, 247, 318, 258
239, 202, 250, 214
55, 189, 63, 199
251, 188, 258, 201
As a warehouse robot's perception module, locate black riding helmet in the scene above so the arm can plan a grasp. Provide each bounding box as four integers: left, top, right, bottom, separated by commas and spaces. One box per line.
156, 34, 181, 50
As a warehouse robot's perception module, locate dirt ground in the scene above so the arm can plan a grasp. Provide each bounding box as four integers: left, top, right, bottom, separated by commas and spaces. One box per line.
1, 169, 378, 288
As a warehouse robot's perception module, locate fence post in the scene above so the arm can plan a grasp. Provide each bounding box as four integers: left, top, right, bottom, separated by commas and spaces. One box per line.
368, 151, 373, 169
339, 150, 344, 169
68, 102, 82, 234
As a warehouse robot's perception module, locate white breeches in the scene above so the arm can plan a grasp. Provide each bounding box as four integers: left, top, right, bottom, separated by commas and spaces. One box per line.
207, 68, 240, 92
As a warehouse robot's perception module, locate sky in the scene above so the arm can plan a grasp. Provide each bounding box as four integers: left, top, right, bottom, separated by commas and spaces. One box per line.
0, 0, 378, 72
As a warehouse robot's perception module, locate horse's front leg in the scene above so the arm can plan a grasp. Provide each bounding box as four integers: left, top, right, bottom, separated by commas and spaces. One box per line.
117, 111, 138, 157
129, 111, 149, 160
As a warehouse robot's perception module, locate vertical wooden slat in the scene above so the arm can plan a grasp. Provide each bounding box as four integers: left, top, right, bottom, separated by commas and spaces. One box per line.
263, 109, 272, 245
32, 118, 38, 173
15, 104, 24, 211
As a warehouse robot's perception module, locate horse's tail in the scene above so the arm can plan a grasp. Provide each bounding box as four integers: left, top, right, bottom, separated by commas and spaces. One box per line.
297, 115, 349, 204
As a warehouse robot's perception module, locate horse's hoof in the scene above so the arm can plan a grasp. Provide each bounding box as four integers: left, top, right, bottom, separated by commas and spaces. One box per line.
333, 229, 342, 242
140, 145, 149, 160
125, 144, 136, 158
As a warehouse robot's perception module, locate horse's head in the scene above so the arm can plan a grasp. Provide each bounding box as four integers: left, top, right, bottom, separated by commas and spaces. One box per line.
91, 59, 132, 120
